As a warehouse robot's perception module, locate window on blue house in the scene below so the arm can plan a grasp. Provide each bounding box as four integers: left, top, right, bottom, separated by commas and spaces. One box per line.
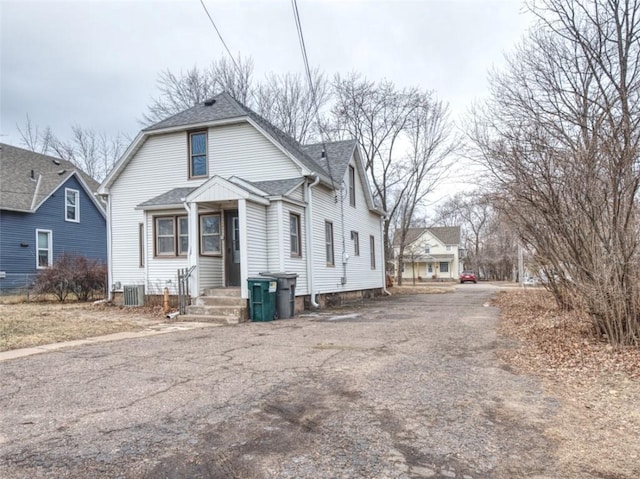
36, 229, 52, 268
189, 131, 208, 178
65, 188, 79, 222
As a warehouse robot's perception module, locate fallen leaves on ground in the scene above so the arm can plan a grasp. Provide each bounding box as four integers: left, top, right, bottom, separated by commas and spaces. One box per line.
494, 289, 640, 478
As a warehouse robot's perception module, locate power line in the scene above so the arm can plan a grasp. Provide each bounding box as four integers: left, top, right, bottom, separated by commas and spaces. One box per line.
290, 0, 336, 187
198, 0, 241, 73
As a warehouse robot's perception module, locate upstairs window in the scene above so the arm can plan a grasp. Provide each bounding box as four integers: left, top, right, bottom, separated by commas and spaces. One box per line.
65, 188, 79, 222
348, 165, 356, 207
189, 131, 208, 178
425, 244, 430, 254
290, 213, 301, 257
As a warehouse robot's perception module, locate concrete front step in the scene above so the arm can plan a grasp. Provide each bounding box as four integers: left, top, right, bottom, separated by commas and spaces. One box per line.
201, 287, 241, 297
178, 314, 245, 325
193, 296, 246, 307
186, 304, 247, 317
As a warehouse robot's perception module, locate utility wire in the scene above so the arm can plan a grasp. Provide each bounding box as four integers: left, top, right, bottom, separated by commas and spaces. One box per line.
199, 0, 241, 74
290, 0, 336, 188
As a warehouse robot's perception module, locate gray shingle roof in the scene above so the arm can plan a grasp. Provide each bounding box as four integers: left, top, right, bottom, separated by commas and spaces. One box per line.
248, 177, 305, 196
144, 92, 335, 180
301, 140, 357, 183
396, 226, 461, 247
0, 143, 99, 212
136, 187, 197, 209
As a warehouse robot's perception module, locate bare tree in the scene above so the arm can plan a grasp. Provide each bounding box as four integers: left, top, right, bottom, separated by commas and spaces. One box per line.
17, 115, 55, 154
16, 117, 128, 181
333, 74, 451, 269
393, 95, 455, 284
471, 0, 640, 345
254, 69, 329, 144
142, 55, 254, 125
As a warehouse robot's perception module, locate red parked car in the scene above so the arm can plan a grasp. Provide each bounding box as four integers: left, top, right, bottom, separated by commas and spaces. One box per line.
460, 271, 477, 284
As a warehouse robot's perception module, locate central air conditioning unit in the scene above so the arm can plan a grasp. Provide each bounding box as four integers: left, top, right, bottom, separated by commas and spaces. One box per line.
123, 285, 145, 307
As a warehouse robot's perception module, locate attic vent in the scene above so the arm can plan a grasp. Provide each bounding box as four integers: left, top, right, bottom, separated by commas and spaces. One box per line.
58, 169, 67, 175
30, 169, 36, 181
52, 159, 61, 165
204, 98, 216, 106
321, 149, 326, 158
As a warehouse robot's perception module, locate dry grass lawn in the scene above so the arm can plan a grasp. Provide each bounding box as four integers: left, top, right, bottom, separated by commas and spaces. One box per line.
494, 289, 640, 479
0, 299, 164, 352
388, 282, 455, 295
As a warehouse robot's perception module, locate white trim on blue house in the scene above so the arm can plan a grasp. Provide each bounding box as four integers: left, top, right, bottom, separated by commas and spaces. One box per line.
35, 229, 52, 269
65, 188, 80, 223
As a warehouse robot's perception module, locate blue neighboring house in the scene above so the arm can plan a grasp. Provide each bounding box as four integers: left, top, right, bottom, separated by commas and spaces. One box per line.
0, 143, 107, 292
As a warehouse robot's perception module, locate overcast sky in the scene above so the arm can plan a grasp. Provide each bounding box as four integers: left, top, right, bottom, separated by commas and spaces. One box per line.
1, 0, 534, 199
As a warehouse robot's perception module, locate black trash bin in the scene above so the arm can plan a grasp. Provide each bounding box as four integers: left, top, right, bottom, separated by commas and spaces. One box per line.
260, 272, 298, 319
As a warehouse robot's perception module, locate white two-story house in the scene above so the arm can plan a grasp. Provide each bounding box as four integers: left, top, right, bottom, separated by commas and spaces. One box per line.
395, 226, 462, 282
98, 92, 386, 318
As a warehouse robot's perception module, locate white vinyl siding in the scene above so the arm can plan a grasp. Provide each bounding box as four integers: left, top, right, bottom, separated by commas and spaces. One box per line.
283, 203, 307, 294
198, 256, 223, 290
210, 123, 299, 181
245, 202, 268, 277
308, 158, 384, 294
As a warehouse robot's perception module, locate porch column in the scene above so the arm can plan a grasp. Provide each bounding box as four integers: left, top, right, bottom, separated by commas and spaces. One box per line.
238, 199, 249, 299
187, 201, 199, 296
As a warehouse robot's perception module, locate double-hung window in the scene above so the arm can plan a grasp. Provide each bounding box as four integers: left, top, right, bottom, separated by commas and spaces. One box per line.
189, 131, 208, 178
200, 214, 221, 255
440, 262, 449, 273
325, 221, 335, 266
155, 216, 188, 257
65, 188, 79, 222
351, 231, 360, 256
290, 213, 301, 257
36, 229, 52, 268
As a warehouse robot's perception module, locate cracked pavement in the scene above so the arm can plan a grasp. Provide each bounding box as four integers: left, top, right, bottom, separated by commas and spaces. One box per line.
0, 284, 573, 478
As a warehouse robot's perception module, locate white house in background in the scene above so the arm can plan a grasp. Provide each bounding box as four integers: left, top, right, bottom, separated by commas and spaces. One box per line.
98, 92, 385, 315
395, 226, 462, 282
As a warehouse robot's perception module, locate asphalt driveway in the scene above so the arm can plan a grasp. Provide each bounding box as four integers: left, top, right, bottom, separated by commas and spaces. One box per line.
0, 284, 565, 478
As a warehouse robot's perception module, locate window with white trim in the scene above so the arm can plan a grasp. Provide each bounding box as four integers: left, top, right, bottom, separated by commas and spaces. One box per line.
65, 188, 79, 222
351, 231, 360, 256
290, 213, 301, 257
325, 221, 335, 266
36, 229, 52, 268
370, 235, 376, 269
440, 262, 449, 273
200, 214, 221, 255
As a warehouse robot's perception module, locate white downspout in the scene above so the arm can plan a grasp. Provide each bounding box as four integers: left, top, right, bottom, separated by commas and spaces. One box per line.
104, 193, 113, 300
306, 173, 321, 307
380, 215, 391, 296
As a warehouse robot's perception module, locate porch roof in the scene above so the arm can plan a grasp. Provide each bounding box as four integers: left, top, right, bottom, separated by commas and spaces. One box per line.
248, 177, 305, 196
136, 187, 197, 210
